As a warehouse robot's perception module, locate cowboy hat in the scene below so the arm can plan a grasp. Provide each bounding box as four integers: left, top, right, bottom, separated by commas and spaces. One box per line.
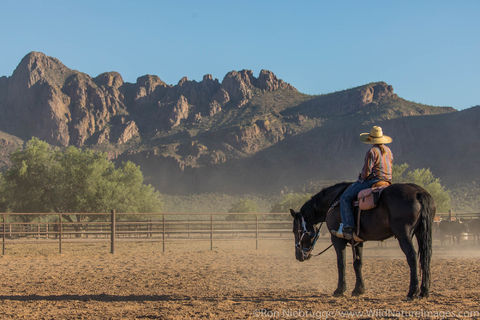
359, 126, 392, 144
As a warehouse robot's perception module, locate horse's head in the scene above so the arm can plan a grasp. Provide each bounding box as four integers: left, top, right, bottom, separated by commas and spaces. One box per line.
290, 208, 320, 262
290, 183, 351, 261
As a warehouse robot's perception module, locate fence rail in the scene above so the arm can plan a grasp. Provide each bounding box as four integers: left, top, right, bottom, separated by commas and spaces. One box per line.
0, 211, 294, 254
1, 211, 479, 255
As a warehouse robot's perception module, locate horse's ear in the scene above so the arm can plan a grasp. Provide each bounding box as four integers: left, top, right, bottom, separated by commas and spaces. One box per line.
290, 209, 296, 217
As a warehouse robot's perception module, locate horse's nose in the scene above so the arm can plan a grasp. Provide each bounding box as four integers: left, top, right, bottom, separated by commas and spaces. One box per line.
295, 250, 304, 262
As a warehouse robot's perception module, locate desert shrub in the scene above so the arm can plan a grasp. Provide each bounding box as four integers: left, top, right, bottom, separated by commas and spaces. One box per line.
270, 192, 311, 213
393, 163, 450, 212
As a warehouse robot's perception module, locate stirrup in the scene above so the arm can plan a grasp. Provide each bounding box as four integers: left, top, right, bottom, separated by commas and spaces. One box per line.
353, 233, 364, 242
332, 223, 347, 239
331, 230, 364, 242
331, 229, 345, 239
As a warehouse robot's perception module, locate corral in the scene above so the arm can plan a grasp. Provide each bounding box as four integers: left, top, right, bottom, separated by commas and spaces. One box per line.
0, 212, 479, 319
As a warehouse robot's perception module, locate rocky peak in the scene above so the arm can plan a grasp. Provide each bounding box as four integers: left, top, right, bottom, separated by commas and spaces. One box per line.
94, 72, 124, 88
135, 75, 168, 95
371, 82, 394, 100
256, 69, 295, 91
11, 51, 74, 88
221, 69, 295, 106
178, 76, 189, 86
221, 70, 255, 105
132, 75, 169, 104
222, 70, 255, 88
358, 82, 395, 105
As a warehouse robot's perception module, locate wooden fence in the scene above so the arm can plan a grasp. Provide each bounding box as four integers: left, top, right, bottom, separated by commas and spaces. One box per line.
0, 211, 293, 254
1, 211, 479, 255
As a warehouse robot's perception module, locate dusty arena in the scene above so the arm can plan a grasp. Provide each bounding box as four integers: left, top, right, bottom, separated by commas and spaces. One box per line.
0, 239, 479, 319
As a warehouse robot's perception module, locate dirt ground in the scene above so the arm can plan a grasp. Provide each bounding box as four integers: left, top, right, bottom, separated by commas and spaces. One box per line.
0, 238, 479, 319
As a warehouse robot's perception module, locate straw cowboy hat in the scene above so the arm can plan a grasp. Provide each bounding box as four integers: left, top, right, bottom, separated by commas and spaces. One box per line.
359, 126, 392, 144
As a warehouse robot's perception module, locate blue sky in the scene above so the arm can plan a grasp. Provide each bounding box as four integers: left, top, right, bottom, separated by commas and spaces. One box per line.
1, 1, 478, 109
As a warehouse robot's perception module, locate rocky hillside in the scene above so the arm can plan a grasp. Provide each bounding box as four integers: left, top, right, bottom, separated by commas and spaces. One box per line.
0, 52, 468, 193
0, 130, 23, 170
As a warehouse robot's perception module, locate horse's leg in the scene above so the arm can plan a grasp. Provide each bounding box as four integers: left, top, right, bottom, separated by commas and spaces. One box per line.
397, 236, 419, 300
332, 237, 347, 297
352, 242, 365, 296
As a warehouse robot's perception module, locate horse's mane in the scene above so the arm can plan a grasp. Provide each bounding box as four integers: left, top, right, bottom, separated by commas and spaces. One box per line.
311, 182, 352, 206
298, 182, 352, 223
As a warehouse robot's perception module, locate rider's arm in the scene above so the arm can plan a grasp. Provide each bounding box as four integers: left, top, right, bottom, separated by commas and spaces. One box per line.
359, 148, 376, 181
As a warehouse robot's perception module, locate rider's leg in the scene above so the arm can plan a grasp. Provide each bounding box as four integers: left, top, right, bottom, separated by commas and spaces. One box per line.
340, 182, 361, 229
339, 179, 380, 238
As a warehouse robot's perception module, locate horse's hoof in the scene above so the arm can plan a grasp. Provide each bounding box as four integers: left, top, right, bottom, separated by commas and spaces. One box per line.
405, 288, 419, 301
419, 291, 429, 299
352, 287, 365, 296
405, 294, 419, 301
333, 289, 345, 297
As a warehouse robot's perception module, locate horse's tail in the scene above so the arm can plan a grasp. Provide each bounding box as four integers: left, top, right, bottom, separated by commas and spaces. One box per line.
415, 190, 436, 296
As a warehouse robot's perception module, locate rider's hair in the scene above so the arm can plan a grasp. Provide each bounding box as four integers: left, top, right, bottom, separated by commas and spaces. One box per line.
376, 144, 386, 155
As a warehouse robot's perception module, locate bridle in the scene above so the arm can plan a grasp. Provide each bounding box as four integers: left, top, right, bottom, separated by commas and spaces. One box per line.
295, 215, 329, 260
295, 200, 339, 259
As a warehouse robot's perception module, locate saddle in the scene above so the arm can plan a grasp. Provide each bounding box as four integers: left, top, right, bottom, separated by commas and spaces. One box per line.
354, 180, 391, 210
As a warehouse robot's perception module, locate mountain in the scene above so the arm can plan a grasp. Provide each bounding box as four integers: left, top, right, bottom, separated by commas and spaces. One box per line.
1, 51, 473, 194
0, 130, 23, 170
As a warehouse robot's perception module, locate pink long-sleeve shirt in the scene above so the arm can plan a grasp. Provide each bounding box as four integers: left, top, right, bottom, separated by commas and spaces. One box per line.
359, 144, 393, 182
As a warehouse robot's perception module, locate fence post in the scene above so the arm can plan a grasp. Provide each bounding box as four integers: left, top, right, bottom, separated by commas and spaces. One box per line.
148, 218, 152, 238
111, 210, 116, 254
162, 214, 165, 253
58, 213, 62, 254
210, 214, 213, 251
256, 215, 259, 250
2, 213, 5, 255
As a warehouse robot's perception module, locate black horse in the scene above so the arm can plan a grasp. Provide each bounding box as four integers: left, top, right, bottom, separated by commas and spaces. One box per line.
467, 218, 480, 244
290, 182, 435, 300
439, 218, 467, 246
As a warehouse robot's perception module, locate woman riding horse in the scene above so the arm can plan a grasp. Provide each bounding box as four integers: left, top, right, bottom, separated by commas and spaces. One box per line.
290, 125, 435, 300
337, 125, 393, 240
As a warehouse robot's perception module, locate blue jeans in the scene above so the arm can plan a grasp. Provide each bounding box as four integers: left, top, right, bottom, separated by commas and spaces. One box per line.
340, 179, 379, 228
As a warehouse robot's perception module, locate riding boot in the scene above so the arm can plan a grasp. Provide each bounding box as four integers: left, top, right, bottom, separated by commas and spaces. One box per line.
334, 223, 353, 241
343, 227, 353, 241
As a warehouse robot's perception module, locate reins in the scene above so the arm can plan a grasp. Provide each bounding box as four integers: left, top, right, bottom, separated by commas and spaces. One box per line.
307, 200, 339, 258
310, 243, 334, 257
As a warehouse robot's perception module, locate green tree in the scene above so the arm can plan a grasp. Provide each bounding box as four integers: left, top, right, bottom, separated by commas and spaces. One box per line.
3, 138, 60, 218
393, 163, 451, 212
2, 138, 162, 221
392, 163, 409, 183
270, 193, 311, 213
227, 198, 259, 221
228, 199, 258, 213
